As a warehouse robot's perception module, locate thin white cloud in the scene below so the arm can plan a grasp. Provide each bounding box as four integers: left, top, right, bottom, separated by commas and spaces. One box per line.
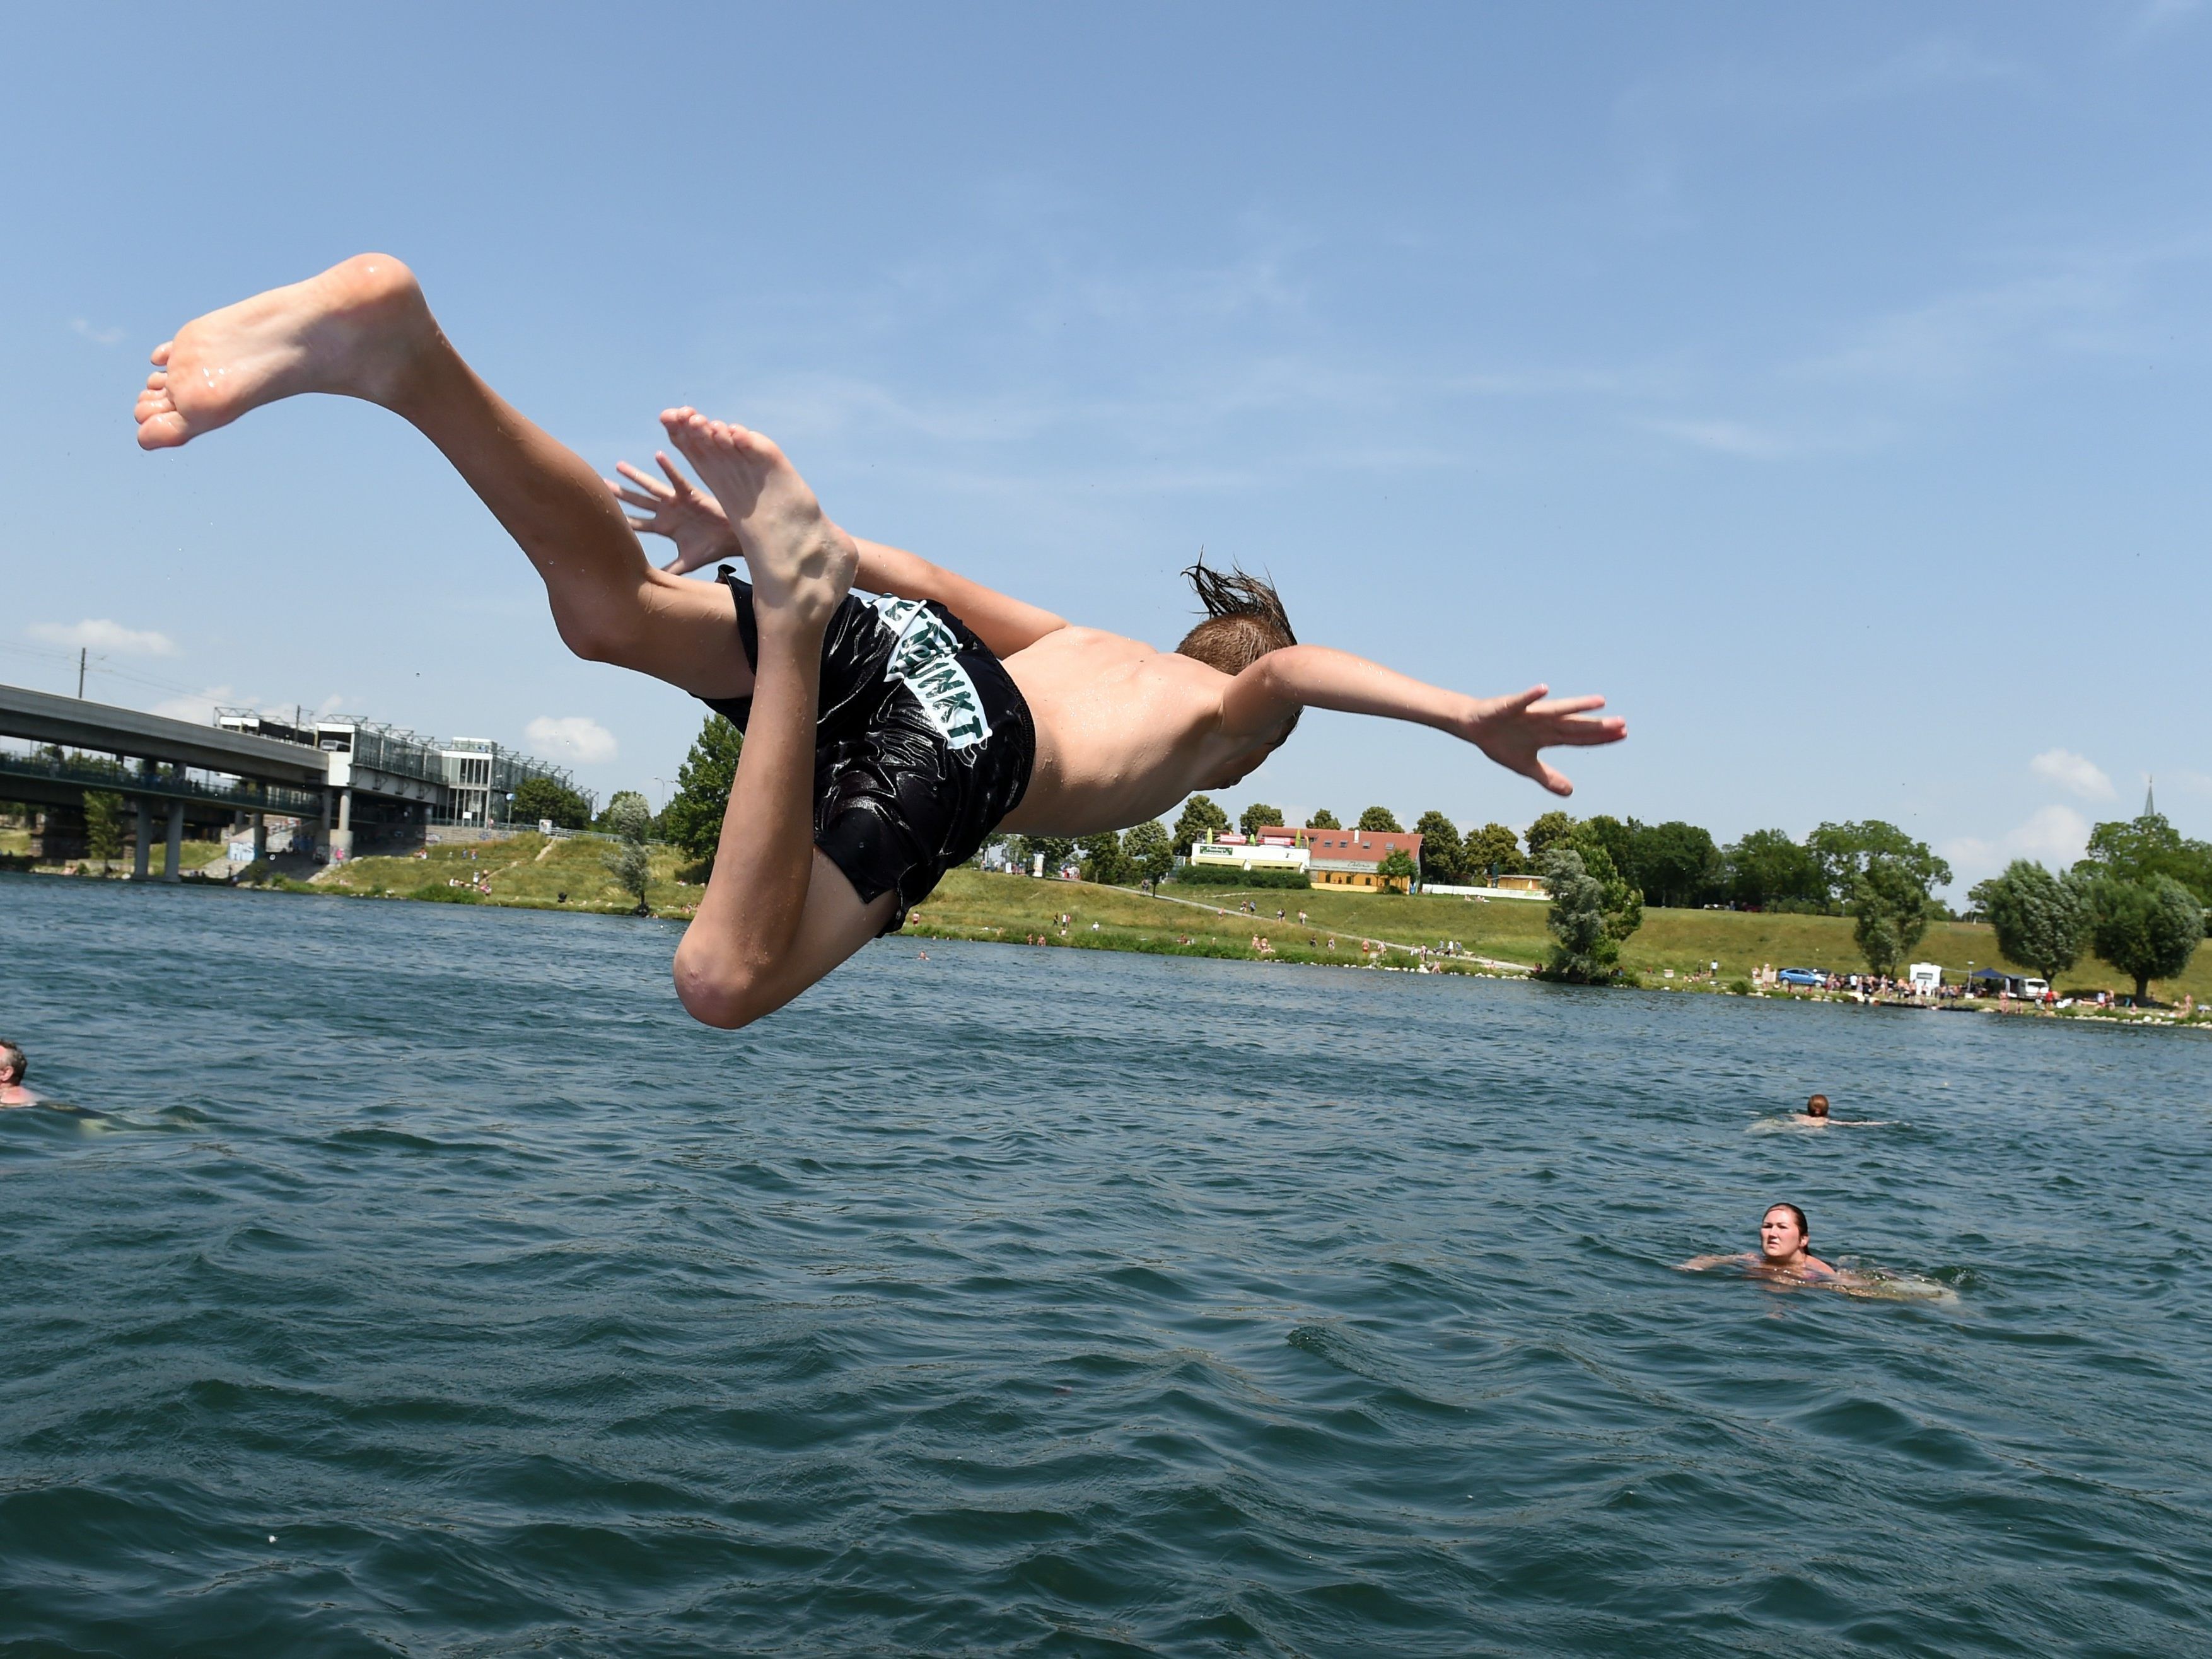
1637, 415, 1892, 460
1640, 417, 1799, 460
1802, 267, 2127, 391
1449, 365, 1666, 399
69, 317, 124, 347
30, 618, 178, 657
2029, 748, 2115, 801
1945, 805, 2092, 887
525, 715, 618, 765
1795, 233, 2212, 394
150, 685, 240, 725
1843, 38, 2023, 100
2122, 0, 2202, 48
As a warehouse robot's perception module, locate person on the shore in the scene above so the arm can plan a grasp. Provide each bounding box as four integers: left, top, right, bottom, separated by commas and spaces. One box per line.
1681, 1203, 1839, 1283
0, 1042, 42, 1107
134, 255, 1625, 1030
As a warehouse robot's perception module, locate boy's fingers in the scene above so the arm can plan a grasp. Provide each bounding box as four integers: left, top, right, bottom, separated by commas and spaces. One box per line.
1555, 716, 1627, 745
1533, 693, 1607, 716
654, 451, 690, 491
1518, 750, 1570, 793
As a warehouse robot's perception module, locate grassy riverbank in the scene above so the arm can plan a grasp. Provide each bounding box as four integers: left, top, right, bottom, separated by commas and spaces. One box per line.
910, 870, 2212, 1006
18, 824, 2206, 1006
303, 832, 705, 914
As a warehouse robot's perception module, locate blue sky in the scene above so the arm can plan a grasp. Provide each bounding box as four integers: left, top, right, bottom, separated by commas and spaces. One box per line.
4, 3, 2207, 891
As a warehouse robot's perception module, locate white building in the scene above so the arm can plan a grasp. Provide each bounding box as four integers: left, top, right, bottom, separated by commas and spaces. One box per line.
1188, 829, 1311, 876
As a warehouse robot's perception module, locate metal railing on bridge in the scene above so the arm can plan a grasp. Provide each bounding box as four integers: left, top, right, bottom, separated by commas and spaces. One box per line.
0, 749, 324, 818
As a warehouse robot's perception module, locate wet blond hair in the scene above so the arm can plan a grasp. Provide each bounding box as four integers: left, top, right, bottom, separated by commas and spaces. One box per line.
1175, 556, 1296, 676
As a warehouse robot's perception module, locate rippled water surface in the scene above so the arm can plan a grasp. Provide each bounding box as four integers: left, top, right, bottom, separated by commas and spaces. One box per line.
4, 874, 2211, 1655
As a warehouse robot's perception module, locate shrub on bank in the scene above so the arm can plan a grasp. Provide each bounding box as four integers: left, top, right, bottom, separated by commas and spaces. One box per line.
414, 883, 484, 904
1167, 863, 1312, 890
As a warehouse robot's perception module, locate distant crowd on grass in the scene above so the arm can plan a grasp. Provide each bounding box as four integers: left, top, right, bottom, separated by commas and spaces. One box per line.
611, 714, 2206, 999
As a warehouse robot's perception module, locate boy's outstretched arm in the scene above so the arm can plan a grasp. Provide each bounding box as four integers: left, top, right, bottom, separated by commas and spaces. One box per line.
609, 419, 1068, 659
1217, 644, 1625, 796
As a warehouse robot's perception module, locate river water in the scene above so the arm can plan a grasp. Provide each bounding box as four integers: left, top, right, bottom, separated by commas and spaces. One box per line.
4, 873, 2209, 1655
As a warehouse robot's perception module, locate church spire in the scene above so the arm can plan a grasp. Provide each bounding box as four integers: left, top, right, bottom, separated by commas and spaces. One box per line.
2145, 776, 2157, 818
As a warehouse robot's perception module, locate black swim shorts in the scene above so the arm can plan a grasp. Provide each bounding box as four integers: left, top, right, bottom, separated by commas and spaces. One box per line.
697, 569, 1035, 933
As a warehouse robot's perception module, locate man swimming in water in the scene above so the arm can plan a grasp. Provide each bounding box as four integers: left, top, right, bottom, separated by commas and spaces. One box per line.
1681, 1202, 1839, 1283
1788, 1093, 1892, 1129
134, 255, 1624, 1028
0, 1042, 42, 1107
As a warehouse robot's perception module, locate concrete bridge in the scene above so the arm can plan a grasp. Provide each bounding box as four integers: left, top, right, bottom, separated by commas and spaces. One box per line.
1, 682, 581, 877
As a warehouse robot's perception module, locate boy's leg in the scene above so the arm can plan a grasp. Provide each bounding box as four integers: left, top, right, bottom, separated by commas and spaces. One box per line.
137, 256, 892, 1025
659, 414, 892, 1027
134, 253, 748, 701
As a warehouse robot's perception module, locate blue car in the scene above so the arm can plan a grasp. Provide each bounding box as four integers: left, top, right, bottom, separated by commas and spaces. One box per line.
1776, 967, 1826, 988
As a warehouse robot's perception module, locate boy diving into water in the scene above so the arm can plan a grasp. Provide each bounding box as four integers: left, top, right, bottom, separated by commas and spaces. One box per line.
134, 255, 1626, 1028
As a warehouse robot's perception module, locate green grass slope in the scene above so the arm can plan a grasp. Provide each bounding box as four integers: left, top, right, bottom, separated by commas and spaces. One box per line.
916, 871, 2212, 1001
315, 832, 706, 914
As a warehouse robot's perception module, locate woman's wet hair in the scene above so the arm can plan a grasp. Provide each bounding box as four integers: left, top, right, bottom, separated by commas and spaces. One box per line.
1176, 557, 1300, 741
1765, 1202, 1810, 1242
0, 1041, 23, 1081
1805, 1093, 1830, 1116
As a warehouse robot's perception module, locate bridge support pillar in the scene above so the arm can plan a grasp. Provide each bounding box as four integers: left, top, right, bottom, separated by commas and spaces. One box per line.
32, 805, 86, 863
134, 800, 151, 879
316, 790, 331, 861
330, 786, 354, 863
252, 813, 267, 862
162, 799, 184, 882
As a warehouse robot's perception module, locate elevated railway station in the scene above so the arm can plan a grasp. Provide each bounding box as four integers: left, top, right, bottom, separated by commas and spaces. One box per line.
1, 680, 587, 876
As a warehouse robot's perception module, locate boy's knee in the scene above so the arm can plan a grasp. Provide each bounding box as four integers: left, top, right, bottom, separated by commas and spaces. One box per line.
554, 606, 641, 668
672, 947, 774, 1030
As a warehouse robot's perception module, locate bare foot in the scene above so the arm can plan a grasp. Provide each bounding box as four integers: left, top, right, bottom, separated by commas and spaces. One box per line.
661, 408, 855, 629
134, 253, 436, 450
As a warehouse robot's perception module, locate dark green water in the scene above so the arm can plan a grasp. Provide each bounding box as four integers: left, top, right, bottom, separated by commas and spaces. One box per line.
4, 873, 2209, 1656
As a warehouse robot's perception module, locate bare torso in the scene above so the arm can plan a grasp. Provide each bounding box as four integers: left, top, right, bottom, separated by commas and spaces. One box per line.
997, 627, 1248, 835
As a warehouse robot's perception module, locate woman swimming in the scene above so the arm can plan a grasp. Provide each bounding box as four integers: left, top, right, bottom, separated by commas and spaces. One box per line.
1681, 1202, 1843, 1284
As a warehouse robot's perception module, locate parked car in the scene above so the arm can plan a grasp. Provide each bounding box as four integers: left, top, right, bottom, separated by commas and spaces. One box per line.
1776, 967, 1826, 988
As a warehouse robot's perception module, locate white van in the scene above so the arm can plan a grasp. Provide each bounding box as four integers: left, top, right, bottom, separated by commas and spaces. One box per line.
2020, 977, 2050, 1001
1907, 962, 1943, 994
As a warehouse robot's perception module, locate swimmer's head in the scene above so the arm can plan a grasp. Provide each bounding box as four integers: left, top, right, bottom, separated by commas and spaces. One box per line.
1760, 1202, 1810, 1262
0, 1042, 23, 1083
1179, 559, 1298, 680
1805, 1093, 1830, 1118
1179, 559, 1299, 786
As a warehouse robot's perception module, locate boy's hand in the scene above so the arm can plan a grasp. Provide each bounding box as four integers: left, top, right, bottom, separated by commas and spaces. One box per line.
606, 451, 740, 574
1458, 685, 1625, 796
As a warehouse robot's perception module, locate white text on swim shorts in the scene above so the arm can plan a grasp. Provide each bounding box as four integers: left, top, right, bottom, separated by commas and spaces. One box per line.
871, 597, 991, 751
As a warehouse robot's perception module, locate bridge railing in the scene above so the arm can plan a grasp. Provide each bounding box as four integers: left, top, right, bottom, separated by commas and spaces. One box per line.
0, 750, 324, 817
